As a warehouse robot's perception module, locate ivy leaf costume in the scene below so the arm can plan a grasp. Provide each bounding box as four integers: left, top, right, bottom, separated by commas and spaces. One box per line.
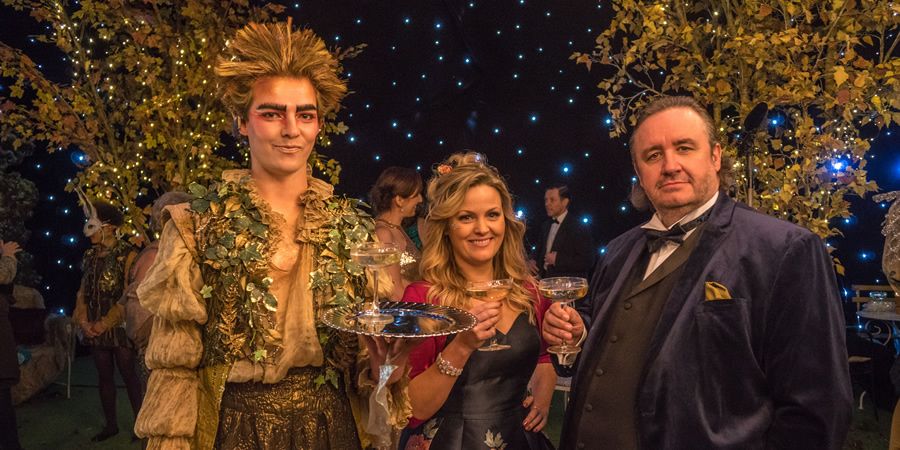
134, 170, 410, 449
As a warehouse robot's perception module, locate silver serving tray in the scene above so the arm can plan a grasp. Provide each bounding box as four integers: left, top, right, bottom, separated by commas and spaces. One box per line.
322, 301, 476, 338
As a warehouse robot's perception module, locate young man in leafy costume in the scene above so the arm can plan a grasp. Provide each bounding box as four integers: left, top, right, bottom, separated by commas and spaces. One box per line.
134, 20, 412, 450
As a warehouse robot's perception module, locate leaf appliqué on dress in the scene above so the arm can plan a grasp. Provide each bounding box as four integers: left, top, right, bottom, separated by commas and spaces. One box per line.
484, 429, 507, 450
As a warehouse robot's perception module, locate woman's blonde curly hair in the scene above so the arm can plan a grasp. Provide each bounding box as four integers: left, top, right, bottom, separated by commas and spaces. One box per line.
420, 152, 538, 322
215, 19, 348, 120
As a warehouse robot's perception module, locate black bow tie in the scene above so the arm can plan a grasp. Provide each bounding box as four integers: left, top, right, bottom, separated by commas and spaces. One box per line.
644, 212, 710, 253
551, 218, 559, 225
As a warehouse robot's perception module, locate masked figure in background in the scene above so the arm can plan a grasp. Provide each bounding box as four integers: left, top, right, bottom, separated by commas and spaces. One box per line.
134, 20, 413, 450
72, 192, 144, 442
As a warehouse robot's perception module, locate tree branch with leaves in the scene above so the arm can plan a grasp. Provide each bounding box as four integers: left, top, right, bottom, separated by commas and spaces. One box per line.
575, 0, 898, 247
0, 0, 359, 243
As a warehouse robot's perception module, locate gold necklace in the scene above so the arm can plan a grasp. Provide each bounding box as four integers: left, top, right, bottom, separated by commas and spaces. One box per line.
375, 218, 403, 230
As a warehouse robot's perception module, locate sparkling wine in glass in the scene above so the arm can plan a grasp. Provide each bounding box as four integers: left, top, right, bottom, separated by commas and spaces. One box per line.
538, 277, 588, 366
465, 278, 514, 351
350, 242, 401, 330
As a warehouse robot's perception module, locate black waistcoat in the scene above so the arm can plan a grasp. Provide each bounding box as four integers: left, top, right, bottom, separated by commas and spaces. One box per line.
564, 230, 703, 450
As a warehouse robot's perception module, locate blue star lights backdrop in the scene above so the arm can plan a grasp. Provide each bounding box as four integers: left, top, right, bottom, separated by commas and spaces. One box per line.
1, 0, 897, 314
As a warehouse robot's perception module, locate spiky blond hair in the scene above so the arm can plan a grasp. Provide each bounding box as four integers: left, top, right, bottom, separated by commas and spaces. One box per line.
215, 19, 348, 120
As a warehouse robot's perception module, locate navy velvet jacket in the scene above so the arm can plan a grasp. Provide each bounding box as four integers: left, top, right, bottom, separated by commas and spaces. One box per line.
560, 194, 853, 450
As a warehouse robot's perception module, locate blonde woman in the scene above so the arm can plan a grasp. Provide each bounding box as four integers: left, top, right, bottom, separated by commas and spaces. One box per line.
401, 152, 556, 449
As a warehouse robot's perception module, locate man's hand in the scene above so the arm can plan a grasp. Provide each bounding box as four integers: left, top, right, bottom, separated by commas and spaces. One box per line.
89, 322, 109, 337
80, 321, 100, 338
0, 241, 21, 257
542, 301, 585, 346
364, 335, 423, 384
544, 251, 557, 267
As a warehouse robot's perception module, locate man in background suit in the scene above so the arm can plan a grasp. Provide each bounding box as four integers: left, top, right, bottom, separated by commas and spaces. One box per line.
542, 96, 852, 449
534, 185, 594, 279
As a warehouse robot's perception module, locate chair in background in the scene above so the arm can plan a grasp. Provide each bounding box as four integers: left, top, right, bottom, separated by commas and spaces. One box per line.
847, 333, 881, 421
52, 319, 76, 399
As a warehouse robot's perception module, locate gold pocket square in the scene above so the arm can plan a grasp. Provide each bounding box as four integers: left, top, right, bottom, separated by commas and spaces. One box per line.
704, 281, 732, 301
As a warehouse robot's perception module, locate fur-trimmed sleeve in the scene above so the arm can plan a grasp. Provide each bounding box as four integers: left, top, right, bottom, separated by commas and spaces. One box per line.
134, 211, 207, 450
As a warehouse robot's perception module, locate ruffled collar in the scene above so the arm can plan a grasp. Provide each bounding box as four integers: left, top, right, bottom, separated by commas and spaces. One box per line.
220, 169, 336, 240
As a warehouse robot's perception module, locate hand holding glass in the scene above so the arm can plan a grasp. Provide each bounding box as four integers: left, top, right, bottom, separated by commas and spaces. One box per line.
465, 278, 514, 351
538, 277, 588, 365
350, 242, 401, 330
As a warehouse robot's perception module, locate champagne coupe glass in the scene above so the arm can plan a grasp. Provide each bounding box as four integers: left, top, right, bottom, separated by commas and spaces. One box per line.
538, 277, 588, 365
465, 278, 514, 351
350, 242, 401, 329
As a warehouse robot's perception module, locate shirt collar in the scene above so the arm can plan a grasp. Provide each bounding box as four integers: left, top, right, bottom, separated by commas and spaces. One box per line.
641, 191, 719, 232
553, 210, 568, 224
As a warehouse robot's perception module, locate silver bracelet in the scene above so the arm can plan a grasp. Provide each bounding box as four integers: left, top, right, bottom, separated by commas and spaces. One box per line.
436, 352, 463, 377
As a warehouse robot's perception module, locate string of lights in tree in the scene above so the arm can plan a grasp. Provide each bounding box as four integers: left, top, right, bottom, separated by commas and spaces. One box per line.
1, 0, 895, 312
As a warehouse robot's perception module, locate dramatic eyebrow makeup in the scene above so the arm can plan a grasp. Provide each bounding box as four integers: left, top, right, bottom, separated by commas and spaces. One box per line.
254, 103, 318, 112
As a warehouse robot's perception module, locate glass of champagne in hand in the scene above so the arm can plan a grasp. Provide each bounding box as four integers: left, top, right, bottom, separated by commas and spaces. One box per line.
538, 277, 588, 366
465, 278, 514, 351
350, 242, 401, 330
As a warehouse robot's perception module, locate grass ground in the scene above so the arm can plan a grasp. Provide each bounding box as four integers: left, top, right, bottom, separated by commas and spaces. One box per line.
12, 356, 892, 449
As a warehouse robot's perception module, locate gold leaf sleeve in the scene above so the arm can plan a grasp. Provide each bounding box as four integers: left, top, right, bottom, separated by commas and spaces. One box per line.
134, 218, 207, 449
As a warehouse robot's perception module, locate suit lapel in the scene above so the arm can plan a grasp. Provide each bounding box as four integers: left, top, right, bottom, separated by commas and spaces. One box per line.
640, 195, 736, 376
624, 230, 701, 300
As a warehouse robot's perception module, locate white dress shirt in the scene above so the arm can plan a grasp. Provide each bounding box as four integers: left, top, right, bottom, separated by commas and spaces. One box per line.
545, 210, 568, 269
640, 192, 719, 280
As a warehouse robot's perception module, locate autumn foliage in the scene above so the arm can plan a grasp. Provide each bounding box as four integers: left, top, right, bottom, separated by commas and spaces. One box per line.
0, 0, 356, 242
575, 0, 898, 241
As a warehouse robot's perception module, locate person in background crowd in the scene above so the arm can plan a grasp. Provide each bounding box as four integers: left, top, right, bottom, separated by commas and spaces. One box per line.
370, 167, 424, 300
403, 201, 427, 251
543, 96, 851, 450
118, 191, 193, 392
402, 152, 556, 450
533, 185, 594, 280
73, 201, 144, 442
0, 240, 22, 450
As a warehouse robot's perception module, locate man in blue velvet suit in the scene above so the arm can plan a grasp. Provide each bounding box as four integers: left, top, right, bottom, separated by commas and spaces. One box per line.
543, 96, 852, 450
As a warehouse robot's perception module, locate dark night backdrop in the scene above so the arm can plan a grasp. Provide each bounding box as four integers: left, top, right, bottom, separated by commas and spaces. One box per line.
1, 1, 897, 316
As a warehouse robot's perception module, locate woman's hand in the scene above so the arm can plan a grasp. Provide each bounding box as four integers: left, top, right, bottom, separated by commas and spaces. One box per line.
522, 393, 549, 432
455, 300, 502, 352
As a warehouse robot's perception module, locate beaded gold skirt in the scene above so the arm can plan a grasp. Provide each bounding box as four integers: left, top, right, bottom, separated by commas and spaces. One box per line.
215, 366, 361, 450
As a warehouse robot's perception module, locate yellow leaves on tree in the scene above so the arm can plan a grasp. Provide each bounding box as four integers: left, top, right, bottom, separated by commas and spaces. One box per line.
0, 0, 360, 242
575, 0, 897, 241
